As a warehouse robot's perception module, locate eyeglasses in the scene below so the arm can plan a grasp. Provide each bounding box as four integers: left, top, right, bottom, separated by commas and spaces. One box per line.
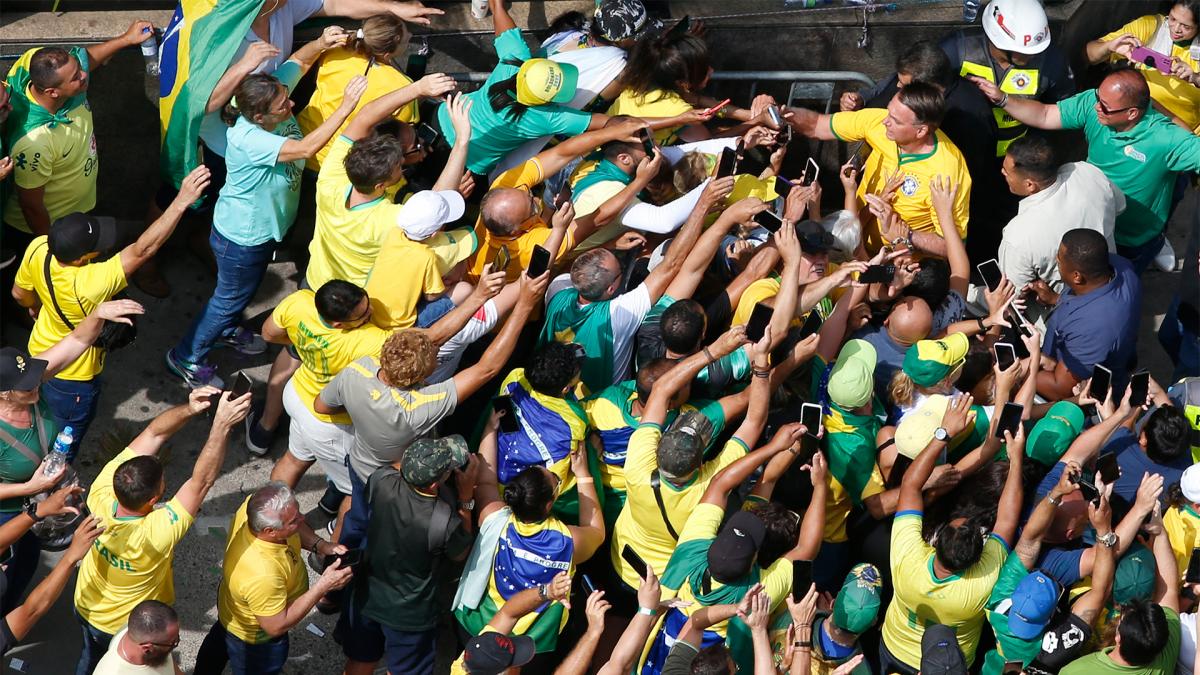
1096, 97, 1135, 116
143, 636, 180, 650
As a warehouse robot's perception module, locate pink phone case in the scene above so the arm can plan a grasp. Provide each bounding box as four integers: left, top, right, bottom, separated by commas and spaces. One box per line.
1131, 46, 1173, 75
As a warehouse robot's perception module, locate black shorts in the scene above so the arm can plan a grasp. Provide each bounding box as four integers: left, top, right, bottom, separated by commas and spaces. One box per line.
153, 142, 228, 213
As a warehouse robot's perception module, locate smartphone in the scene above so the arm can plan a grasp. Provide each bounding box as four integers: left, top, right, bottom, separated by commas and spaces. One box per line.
800, 402, 823, 438
493, 395, 521, 434
323, 548, 364, 571
582, 573, 599, 595
1002, 661, 1025, 675
622, 544, 650, 580
766, 104, 784, 129
1187, 548, 1200, 584
1128, 370, 1150, 408
847, 139, 866, 172
715, 147, 737, 178
1131, 45, 1173, 75
977, 258, 1003, 292
415, 123, 440, 150
493, 246, 512, 274
791, 559, 813, 603
1081, 402, 1100, 424
231, 371, 252, 399
1097, 452, 1121, 484
704, 97, 732, 117
753, 209, 784, 233
554, 182, 573, 210
887, 454, 913, 489
859, 264, 896, 284
1076, 476, 1100, 504
994, 342, 1017, 372
802, 157, 819, 186
798, 310, 823, 339
995, 402, 1024, 439
774, 176, 794, 199
527, 244, 552, 278
746, 303, 774, 343
637, 127, 656, 156
1005, 305, 1033, 338
1088, 364, 1113, 402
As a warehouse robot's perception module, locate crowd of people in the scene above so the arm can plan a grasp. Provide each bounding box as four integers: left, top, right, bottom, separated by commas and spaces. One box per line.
0, 0, 1198, 673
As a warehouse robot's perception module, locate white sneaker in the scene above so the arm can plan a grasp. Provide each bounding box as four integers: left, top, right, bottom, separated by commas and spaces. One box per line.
1154, 238, 1177, 273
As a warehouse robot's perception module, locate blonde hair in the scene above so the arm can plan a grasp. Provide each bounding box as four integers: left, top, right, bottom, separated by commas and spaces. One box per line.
353, 14, 410, 58
673, 151, 709, 195
381, 329, 437, 388
889, 366, 963, 408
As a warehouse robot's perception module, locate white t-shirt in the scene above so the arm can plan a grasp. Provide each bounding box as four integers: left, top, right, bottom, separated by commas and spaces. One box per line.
93, 630, 177, 675
198, 0, 324, 156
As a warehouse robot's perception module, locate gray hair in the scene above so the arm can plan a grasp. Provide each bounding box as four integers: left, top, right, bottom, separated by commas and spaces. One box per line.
571, 249, 620, 301
127, 600, 177, 643
816, 211, 862, 263
247, 482, 295, 533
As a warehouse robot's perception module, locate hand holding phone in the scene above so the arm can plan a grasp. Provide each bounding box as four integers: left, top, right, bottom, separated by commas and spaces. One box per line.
622, 544, 650, 580
791, 559, 813, 603
977, 258, 1003, 292
858, 264, 896, 284
995, 402, 1024, 439
994, 343, 1017, 372
801, 157, 819, 186
703, 98, 732, 117
1088, 365, 1112, 402
715, 147, 737, 178
1097, 453, 1121, 484
637, 127, 656, 156
526, 245, 552, 278
800, 402, 823, 439
1127, 370, 1150, 408
746, 303, 774, 343
752, 209, 784, 233
494, 396, 521, 434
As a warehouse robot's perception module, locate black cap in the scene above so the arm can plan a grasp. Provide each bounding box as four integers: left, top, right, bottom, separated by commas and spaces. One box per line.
1029, 615, 1093, 673
707, 510, 765, 583
794, 220, 836, 254
462, 632, 536, 674
921, 624, 967, 675
48, 213, 118, 264
593, 0, 663, 42
0, 347, 47, 392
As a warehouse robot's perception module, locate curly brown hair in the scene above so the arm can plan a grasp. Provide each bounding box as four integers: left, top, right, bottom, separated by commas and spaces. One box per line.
380, 330, 437, 388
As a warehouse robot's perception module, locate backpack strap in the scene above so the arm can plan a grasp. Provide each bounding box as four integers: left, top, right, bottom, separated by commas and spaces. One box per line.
0, 423, 48, 467
649, 472, 680, 541
427, 484, 457, 556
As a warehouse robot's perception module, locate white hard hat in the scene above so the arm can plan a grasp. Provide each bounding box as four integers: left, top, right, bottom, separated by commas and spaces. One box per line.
982, 0, 1051, 55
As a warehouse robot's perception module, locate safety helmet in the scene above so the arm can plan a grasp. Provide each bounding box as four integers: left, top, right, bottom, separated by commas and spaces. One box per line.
982, 0, 1051, 55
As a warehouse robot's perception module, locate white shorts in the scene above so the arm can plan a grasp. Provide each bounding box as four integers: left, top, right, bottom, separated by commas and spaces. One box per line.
282, 377, 354, 495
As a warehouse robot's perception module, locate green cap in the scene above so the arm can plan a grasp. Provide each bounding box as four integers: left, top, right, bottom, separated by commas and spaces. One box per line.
902, 332, 970, 388
828, 340, 877, 410
1026, 402, 1085, 467
1113, 545, 1156, 605
833, 563, 883, 634
657, 411, 714, 480
402, 435, 469, 486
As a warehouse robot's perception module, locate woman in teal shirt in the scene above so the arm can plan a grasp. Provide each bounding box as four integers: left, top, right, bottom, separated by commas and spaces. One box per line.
167, 28, 366, 388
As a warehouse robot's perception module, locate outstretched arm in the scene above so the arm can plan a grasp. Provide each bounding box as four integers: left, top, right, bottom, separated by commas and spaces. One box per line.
1071, 486, 1117, 627
969, 77, 1063, 129
6, 516, 103, 641
786, 451, 828, 561
640, 183, 738, 304
783, 106, 838, 140
642, 326, 749, 426
128, 389, 214, 458
992, 425, 1025, 547
34, 300, 144, 377
453, 271, 548, 399
659, 189, 758, 303
701, 424, 805, 509
899, 395, 974, 512
344, 74, 456, 141
121, 167, 210, 276
488, 572, 573, 634
174, 391, 252, 516
537, 118, 648, 178
86, 21, 152, 68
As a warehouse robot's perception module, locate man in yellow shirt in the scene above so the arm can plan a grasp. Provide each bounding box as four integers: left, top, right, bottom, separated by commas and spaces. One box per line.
72, 386, 250, 674
193, 483, 353, 675
880, 394, 1022, 674
12, 167, 209, 459
786, 84, 973, 255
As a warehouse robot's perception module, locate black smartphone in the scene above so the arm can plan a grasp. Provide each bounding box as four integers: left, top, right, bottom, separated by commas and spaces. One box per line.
1076, 476, 1100, 504
415, 123, 440, 150
746, 303, 774, 343
1081, 402, 1100, 423
231, 371, 252, 399
527, 244, 552, 278
977, 258, 1003, 292
753, 209, 784, 233
1097, 452, 1121, 484
887, 454, 913, 489
847, 139, 866, 172
637, 127, 655, 156
324, 548, 364, 571
1089, 364, 1113, 402
994, 342, 1017, 372
791, 559, 813, 603
1187, 548, 1200, 584
859, 264, 896, 284
995, 402, 1024, 439
1005, 305, 1033, 338
801, 402, 823, 439
554, 182, 573, 210
1128, 370, 1150, 408
774, 176, 793, 199
1004, 324, 1031, 359
582, 573, 599, 595
715, 147, 737, 178
799, 310, 823, 339
622, 544, 650, 580
493, 396, 521, 434
1002, 661, 1025, 675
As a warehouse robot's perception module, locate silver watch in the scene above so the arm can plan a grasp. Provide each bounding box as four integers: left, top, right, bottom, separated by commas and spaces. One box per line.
459, 498, 476, 511
1098, 532, 1118, 548
933, 427, 949, 441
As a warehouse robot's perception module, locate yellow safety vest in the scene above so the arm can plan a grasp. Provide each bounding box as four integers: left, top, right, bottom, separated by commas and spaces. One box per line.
959, 60, 1041, 156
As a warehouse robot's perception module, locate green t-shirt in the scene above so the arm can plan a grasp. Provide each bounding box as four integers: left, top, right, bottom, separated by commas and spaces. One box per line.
0, 400, 57, 512
636, 295, 751, 399
1057, 89, 1200, 247
1060, 606, 1180, 675
982, 553, 1043, 675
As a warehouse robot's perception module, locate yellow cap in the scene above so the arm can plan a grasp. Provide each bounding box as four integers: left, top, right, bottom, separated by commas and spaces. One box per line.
515, 58, 579, 106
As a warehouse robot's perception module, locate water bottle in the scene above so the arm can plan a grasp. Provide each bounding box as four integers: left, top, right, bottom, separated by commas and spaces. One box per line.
406, 37, 430, 80
31, 426, 82, 549
41, 426, 73, 478
140, 27, 161, 104
471, 0, 489, 20
963, 0, 981, 22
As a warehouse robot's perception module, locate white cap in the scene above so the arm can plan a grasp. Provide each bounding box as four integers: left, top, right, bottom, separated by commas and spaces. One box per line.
1183, 464, 1200, 503
397, 190, 466, 241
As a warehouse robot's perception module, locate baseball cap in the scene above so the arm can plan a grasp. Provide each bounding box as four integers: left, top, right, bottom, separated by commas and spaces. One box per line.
398, 190, 466, 241
657, 411, 713, 480
402, 435, 469, 486
828, 339, 877, 410
1183, 464, 1200, 502
462, 631, 536, 674
593, 0, 663, 42
895, 395, 952, 459
707, 510, 765, 583
48, 213, 119, 263
833, 563, 883, 634
903, 332, 970, 388
794, 220, 837, 254
426, 227, 479, 276
515, 58, 579, 106
1006, 571, 1060, 640
1113, 545, 1156, 604
0, 347, 47, 393
1026, 402, 1085, 467
920, 624, 967, 675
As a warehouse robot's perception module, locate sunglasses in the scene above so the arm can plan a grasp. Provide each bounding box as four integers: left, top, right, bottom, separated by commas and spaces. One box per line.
1096, 97, 1135, 116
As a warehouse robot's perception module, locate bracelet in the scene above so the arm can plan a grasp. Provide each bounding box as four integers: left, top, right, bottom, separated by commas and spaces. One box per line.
1047, 493, 1062, 506
976, 317, 987, 333
309, 539, 324, 554
752, 369, 771, 379
638, 606, 657, 617
576, 478, 594, 485
538, 583, 549, 600
998, 92, 1009, 107
703, 347, 716, 363
797, 640, 812, 648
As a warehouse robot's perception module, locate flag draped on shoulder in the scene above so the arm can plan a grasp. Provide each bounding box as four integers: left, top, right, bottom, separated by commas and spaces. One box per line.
157, 0, 262, 189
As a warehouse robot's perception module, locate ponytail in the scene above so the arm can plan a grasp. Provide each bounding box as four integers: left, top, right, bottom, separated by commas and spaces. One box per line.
889, 370, 916, 409
221, 73, 281, 127
1166, 481, 1187, 510
487, 59, 532, 122
351, 14, 409, 60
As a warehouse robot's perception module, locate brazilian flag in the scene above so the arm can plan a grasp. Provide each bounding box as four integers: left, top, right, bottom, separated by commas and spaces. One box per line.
157, 0, 262, 189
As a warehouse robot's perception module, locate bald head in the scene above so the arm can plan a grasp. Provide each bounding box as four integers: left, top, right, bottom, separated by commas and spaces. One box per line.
885, 296, 933, 346
1102, 70, 1150, 111
480, 187, 535, 237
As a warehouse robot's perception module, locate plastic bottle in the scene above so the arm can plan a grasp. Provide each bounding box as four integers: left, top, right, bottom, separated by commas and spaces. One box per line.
140, 27, 161, 104
963, 0, 981, 22
41, 426, 73, 478
407, 37, 431, 80
471, 0, 489, 20
31, 427, 81, 548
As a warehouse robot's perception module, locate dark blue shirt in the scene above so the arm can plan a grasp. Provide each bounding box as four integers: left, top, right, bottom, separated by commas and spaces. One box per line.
851, 323, 907, 407
1106, 427, 1191, 504
1043, 255, 1140, 387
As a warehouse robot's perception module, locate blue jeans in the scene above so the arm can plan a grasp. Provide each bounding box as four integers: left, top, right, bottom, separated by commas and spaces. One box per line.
1159, 295, 1200, 380
74, 609, 115, 675
0, 510, 40, 613
174, 228, 276, 365
416, 296, 455, 328
41, 377, 100, 463
194, 621, 289, 675
1116, 233, 1165, 276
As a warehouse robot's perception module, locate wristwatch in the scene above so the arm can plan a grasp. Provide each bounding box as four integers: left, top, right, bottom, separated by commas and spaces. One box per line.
1098, 532, 1118, 548
933, 427, 949, 441
22, 500, 43, 523
459, 498, 476, 511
